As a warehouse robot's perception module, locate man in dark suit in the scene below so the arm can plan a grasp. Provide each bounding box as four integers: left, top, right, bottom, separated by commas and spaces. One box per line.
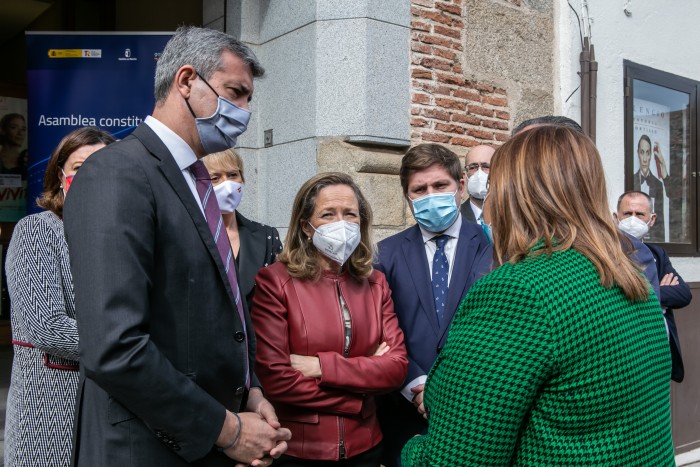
614, 191, 692, 382
633, 134, 668, 242
459, 144, 494, 224
63, 27, 290, 466
376, 144, 492, 466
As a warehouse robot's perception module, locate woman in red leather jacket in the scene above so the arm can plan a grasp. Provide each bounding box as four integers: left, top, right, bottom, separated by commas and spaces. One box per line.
251, 172, 408, 466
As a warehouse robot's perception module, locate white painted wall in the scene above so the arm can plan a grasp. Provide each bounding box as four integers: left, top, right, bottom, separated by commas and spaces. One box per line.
555, 0, 700, 280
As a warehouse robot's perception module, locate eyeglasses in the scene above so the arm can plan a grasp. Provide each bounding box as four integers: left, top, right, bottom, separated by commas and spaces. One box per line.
465, 162, 490, 173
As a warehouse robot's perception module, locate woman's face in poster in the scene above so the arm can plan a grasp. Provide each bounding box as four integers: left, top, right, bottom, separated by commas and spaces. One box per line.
637, 138, 652, 175
2, 116, 26, 147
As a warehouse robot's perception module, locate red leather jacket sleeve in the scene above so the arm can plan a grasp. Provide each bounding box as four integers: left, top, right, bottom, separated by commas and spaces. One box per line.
251, 265, 364, 416
317, 272, 408, 393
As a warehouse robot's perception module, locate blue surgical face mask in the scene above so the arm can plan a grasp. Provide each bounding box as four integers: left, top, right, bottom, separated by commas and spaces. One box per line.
411, 190, 459, 233
185, 72, 251, 154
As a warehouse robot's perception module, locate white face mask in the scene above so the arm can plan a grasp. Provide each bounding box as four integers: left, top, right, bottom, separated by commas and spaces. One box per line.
213, 180, 243, 213
618, 216, 650, 240
467, 168, 489, 200
309, 220, 361, 265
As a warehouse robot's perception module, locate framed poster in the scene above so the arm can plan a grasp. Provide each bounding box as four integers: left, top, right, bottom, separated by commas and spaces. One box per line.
625, 61, 697, 255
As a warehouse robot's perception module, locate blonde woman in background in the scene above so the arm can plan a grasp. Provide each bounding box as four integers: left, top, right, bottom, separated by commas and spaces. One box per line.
202, 148, 282, 310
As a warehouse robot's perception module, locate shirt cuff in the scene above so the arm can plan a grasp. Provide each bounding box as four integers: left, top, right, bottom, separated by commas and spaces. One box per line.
400, 375, 427, 401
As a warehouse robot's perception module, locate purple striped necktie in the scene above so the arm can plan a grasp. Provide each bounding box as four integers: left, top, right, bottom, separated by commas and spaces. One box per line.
189, 159, 249, 388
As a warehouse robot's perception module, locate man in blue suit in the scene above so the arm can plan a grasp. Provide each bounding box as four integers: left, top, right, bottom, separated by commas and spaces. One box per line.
376, 144, 492, 466
615, 190, 692, 382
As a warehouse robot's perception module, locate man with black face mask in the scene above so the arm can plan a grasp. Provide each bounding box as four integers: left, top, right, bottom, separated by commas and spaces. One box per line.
63, 27, 290, 466
375, 143, 492, 467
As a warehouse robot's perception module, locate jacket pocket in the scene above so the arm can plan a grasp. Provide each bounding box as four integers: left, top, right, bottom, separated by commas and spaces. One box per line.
360, 396, 376, 419
276, 405, 319, 424
108, 397, 137, 425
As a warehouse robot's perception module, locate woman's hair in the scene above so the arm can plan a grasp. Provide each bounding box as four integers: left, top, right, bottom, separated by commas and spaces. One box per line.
201, 148, 245, 182
37, 127, 116, 217
488, 125, 649, 301
278, 172, 374, 281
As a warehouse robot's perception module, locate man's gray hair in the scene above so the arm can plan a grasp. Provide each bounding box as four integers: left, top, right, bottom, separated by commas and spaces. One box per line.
154, 26, 264, 103
512, 115, 583, 136
616, 190, 654, 213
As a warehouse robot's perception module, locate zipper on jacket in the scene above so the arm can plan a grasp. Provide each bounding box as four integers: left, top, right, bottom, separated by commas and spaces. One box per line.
335, 279, 352, 358
335, 278, 349, 460
339, 416, 346, 459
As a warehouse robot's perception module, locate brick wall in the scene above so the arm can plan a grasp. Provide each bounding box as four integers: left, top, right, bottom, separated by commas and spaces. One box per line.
410, 0, 512, 148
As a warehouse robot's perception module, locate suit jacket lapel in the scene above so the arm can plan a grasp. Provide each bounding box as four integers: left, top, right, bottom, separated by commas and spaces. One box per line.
131, 125, 236, 305
440, 222, 479, 338
236, 213, 264, 300
401, 226, 440, 334
460, 200, 477, 223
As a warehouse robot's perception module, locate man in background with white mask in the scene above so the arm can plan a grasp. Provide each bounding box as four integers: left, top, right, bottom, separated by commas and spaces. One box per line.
63, 27, 290, 466
614, 191, 692, 383
459, 144, 495, 224
376, 143, 492, 467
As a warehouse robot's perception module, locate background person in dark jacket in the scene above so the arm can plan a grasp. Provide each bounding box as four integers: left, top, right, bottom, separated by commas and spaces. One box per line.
614, 190, 692, 382
202, 148, 282, 312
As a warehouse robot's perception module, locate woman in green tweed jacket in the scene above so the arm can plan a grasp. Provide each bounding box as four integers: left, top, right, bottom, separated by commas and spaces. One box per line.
402, 125, 674, 466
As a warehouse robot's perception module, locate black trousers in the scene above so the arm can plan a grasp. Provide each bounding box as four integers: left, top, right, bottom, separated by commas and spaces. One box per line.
376, 393, 428, 467
273, 443, 382, 467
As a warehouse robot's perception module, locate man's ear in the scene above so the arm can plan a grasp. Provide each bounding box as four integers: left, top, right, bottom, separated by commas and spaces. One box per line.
648, 213, 657, 227
174, 65, 197, 99
612, 212, 619, 224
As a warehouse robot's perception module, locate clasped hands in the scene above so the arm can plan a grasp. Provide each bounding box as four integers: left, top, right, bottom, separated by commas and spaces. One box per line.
290, 341, 391, 378
216, 387, 291, 467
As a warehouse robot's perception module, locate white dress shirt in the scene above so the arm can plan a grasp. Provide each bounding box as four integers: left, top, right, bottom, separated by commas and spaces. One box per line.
401, 214, 463, 401
469, 200, 483, 225
419, 214, 462, 285
144, 116, 204, 215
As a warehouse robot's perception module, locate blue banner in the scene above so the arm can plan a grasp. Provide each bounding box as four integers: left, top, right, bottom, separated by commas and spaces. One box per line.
25, 32, 172, 216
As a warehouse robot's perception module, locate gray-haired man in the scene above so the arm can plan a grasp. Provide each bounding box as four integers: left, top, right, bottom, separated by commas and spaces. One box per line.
65, 27, 290, 466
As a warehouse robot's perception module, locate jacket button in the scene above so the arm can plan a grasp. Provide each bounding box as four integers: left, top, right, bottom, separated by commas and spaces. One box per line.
234, 332, 245, 342
235, 386, 245, 396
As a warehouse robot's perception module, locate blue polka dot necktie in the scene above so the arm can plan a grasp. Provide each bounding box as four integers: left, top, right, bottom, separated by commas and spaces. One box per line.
190, 160, 249, 388
432, 235, 449, 326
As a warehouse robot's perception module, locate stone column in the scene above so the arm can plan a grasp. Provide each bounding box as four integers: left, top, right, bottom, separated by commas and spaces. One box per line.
204, 0, 412, 241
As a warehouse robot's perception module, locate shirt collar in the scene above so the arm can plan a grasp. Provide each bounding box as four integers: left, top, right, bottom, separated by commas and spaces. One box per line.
419, 213, 462, 244
469, 200, 483, 221
144, 115, 197, 170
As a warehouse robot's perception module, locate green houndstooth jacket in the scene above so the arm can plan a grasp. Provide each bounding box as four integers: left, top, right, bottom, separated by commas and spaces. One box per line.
402, 246, 675, 466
